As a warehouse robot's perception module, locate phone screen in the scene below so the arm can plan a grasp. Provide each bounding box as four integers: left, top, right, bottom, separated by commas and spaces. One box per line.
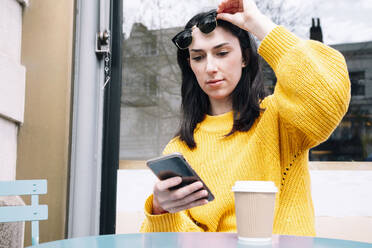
146, 153, 215, 201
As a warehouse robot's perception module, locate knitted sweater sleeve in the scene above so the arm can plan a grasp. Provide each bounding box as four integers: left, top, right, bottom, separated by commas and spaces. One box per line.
140, 195, 204, 232
258, 26, 351, 149
140, 140, 204, 232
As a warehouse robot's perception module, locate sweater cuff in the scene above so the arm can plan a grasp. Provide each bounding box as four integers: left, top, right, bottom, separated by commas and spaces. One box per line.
143, 194, 184, 231
258, 26, 301, 71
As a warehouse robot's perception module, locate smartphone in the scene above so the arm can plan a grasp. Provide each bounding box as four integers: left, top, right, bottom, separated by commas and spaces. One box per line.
146, 152, 215, 202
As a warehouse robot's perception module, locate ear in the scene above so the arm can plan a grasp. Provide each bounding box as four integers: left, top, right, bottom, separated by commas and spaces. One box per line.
242, 49, 250, 68
242, 60, 247, 68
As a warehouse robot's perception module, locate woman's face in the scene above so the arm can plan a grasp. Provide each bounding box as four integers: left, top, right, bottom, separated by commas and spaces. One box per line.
188, 26, 244, 104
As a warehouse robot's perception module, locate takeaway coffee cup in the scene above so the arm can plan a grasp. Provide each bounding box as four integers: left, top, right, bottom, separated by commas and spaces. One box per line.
232, 181, 278, 244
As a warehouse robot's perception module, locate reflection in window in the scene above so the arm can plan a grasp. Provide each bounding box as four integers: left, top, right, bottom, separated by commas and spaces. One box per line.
350, 71, 365, 96
120, 24, 181, 160
120, 21, 372, 162
310, 42, 372, 161
122, 74, 157, 107
261, 61, 276, 94
143, 41, 158, 56
124, 23, 158, 57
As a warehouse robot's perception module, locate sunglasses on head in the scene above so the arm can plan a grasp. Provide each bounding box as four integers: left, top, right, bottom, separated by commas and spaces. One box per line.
172, 10, 217, 50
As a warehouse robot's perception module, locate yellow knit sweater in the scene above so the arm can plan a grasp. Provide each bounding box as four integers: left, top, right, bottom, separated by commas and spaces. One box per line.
140, 26, 350, 236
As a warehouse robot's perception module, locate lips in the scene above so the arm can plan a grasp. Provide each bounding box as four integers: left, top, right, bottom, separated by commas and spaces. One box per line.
206, 79, 224, 85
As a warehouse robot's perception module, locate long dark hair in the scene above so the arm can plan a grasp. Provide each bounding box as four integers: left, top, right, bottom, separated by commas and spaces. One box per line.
176, 10, 266, 149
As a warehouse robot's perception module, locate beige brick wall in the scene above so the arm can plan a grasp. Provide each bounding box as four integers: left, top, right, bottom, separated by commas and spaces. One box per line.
0, 55, 26, 122
0, 0, 26, 182
0, 0, 22, 62
0, 118, 17, 181
16, 0, 74, 245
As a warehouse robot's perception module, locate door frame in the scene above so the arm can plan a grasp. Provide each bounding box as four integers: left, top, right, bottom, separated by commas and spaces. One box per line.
99, 0, 123, 235
68, 0, 118, 237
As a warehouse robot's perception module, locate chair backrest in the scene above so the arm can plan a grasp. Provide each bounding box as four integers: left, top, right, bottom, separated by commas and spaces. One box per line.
0, 180, 48, 245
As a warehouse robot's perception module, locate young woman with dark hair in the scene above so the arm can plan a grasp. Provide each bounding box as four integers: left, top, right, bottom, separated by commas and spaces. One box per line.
176, 16, 266, 148
141, 0, 350, 236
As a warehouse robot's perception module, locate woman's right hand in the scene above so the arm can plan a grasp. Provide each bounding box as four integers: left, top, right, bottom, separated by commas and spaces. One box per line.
152, 177, 209, 214
217, 0, 277, 41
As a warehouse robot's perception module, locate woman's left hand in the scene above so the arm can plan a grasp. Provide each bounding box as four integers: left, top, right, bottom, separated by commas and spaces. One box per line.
217, 0, 277, 41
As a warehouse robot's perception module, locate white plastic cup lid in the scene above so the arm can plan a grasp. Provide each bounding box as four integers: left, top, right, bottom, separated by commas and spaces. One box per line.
232, 181, 278, 193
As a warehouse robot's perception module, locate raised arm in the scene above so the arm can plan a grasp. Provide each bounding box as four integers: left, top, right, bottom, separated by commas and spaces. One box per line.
258, 28, 350, 148
217, 0, 277, 41
217, 0, 350, 148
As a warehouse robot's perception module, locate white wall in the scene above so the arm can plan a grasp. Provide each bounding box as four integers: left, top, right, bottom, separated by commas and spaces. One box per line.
0, 0, 26, 180
0, 118, 18, 180
311, 170, 372, 217
116, 169, 155, 233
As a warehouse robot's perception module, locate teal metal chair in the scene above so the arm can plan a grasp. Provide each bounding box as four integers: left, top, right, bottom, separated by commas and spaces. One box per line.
0, 180, 48, 245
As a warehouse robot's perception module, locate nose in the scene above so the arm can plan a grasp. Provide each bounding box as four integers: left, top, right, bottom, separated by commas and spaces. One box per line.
205, 56, 217, 75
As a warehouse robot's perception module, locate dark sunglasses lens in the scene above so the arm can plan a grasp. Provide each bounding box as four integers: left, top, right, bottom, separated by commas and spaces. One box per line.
198, 15, 216, 33
173, 30, 192, 49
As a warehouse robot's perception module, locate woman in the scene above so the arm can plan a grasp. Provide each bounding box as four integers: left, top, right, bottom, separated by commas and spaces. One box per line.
140, 0, 350, 236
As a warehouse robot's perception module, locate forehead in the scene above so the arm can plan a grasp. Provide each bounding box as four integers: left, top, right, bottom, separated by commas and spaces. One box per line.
189, 26, 240, 51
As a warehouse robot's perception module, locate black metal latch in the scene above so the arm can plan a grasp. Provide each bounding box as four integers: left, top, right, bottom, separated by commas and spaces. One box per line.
95, 30, 111, 58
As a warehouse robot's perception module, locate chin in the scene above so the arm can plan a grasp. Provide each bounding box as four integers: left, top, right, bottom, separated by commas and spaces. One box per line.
208, 94, 230, 101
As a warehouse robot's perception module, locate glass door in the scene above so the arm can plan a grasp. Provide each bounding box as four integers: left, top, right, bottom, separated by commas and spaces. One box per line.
114, 0, 372, 234
117, 0, 224, 233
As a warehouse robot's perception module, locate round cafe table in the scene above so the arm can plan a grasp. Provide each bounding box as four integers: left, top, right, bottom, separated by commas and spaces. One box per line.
28, 232, 372, 248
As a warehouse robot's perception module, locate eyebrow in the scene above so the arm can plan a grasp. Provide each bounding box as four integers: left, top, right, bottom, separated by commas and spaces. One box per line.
190, 42, 230, 52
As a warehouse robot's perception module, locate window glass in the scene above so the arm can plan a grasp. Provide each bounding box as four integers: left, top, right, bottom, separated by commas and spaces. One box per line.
117, 0, 372, 234
121, 1, 372, 162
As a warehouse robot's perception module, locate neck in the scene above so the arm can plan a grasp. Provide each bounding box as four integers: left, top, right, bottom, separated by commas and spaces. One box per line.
209, 97, 232, 116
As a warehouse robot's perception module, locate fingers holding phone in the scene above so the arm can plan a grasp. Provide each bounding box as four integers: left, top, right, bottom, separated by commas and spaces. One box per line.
147, 153, 215, 214
152, 177, 209, 214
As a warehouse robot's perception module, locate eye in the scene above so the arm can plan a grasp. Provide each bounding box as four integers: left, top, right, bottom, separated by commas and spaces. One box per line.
217, 51, 229, 57
191, 55, 203, 61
